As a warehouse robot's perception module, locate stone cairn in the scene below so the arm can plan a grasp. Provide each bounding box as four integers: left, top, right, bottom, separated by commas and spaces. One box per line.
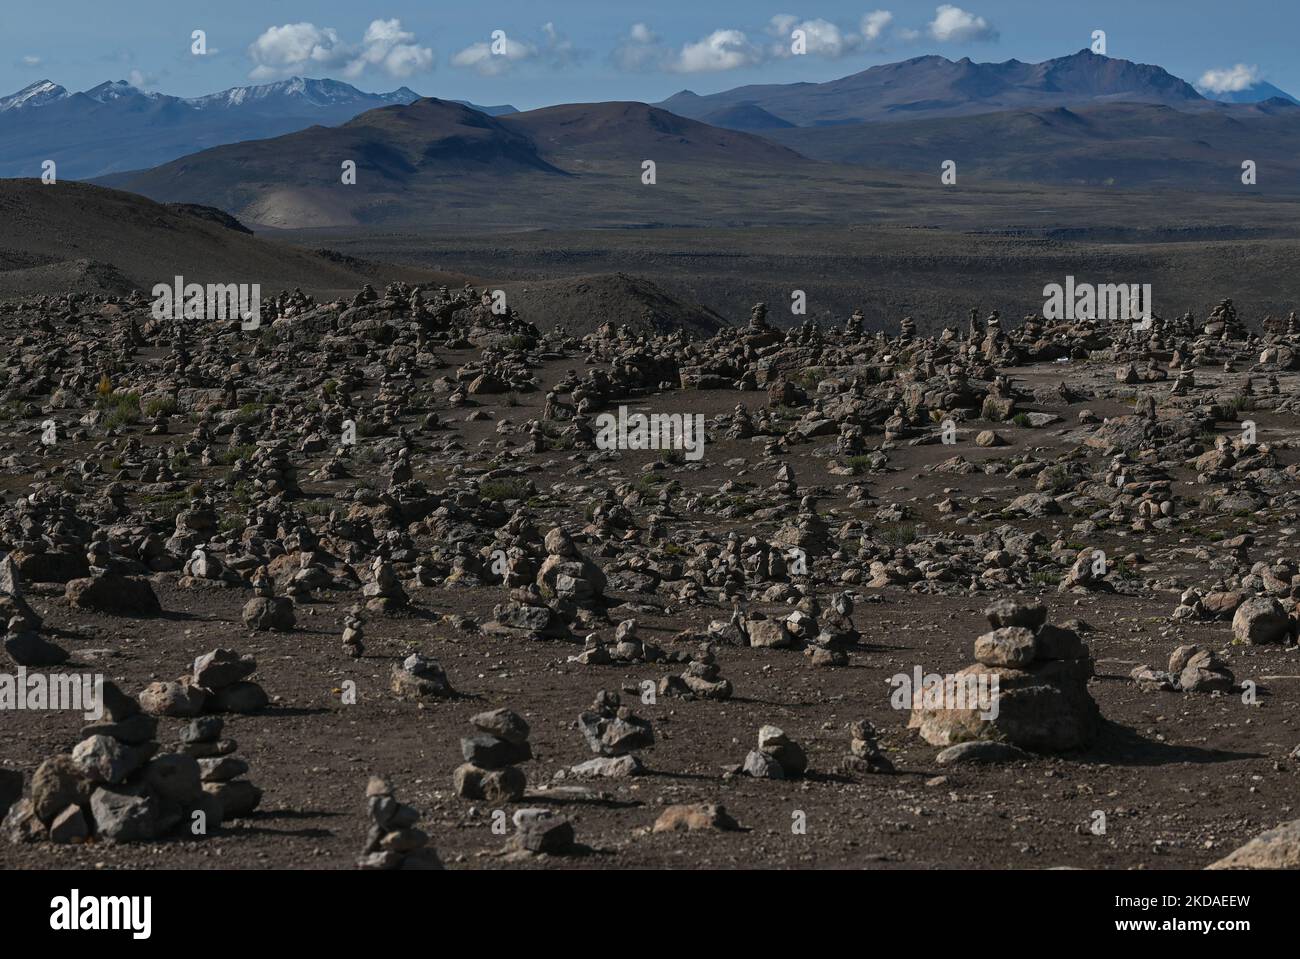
453, 708, 531, 802
390, 652, 454, 699
4, 682, 235, 844
242, 565, 296, 631
909, 599, 1100, 752
657, 643, 733, 701
342, 605, 365, 658
357, 776, 443, 870
139, 648, 269, 717
1, 553, 68, 666
178, 717, 262, 818
741, 724, 808, 780
838, 719, 894, 775
573, 690, 654, 778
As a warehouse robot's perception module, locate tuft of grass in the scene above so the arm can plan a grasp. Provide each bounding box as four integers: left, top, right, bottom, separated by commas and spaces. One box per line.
480, 477, 530, 502
96, 391, 142, 431
878, 524, 918, 548
144, 396, 178, 418
845, 454, 873, 475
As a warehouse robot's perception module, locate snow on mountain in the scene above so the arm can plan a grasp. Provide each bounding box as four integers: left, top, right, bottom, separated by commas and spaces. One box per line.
0, 79, 69, 112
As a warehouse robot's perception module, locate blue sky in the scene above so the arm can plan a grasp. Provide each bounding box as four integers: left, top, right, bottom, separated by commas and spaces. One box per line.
3, 1, 1294, 109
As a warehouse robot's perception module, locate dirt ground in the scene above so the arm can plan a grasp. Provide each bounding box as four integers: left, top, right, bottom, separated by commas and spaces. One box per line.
3, 346, 1298, 871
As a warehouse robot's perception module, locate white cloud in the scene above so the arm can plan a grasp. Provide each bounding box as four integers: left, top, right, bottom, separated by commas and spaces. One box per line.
1198, 63, 1260, 93
451, 24, 582, 76
247, 23, 351, 80
345, 19, 434, 79
21, 55, 42, 67
669, 29, 763, 73
126, 68, 158, 90
861, 11, 894, 43
452, 35, 536, 77
540, 22, 583, 69
613, 22, 662, 71
768, 17, 854, 59
247, 20, 433, 82
928, 5, 998, 43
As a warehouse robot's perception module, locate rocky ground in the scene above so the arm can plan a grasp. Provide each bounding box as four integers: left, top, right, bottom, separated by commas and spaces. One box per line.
2, 285, 1300, 870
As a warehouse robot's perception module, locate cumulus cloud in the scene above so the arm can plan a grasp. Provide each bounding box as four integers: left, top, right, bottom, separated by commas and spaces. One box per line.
668, 29, 763, 73
344, 19, 434, 79
767, 16, 854, 59
451, 23, 583, 76
612, 22, 663, 71
126, 68, 159, 90
928, 5, 998, 43
247, 19, 433, 82
1198, 63, 1260, 93
248, 23, 350, 80
862, 11, 894, 43
615, 12, 897, 74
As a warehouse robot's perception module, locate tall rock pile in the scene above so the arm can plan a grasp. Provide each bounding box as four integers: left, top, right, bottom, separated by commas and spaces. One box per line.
4, 682, 227, 844
909, 599, 1101, 752
357, 776, 443, 869
453, 708, 530, 802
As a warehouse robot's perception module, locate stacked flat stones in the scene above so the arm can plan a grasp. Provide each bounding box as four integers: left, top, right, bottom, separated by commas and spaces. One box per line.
741, 725, 808, 779
453, 708, 530, 802
178, 717, 262, 818
572, 690, 654, 777
357, 776, 443, 869
139, 648, 268, 717
4, 682, 221, 844
909, 599, 1100, 751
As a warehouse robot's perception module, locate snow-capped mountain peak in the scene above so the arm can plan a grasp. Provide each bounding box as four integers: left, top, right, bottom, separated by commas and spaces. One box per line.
0, 79, 70, 112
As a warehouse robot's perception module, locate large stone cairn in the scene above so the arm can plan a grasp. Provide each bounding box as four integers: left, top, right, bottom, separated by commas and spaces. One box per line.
139, 648, 269, 717
909, 599, 1100, 751
453, 708, 531, 802
357, 776, 443, 870
4, 682, 229, 844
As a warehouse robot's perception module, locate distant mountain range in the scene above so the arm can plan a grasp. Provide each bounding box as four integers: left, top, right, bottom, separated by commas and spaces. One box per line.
659, 50, 1215, 126
96, 98, 811, 229
0, 77, 517, 178
14, 48, 1300, 231
1199, 80, 1300, 105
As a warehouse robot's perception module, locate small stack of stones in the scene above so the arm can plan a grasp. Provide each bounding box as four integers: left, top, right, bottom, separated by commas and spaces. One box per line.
453, 708, 530, 802
139, 648, 269, 717
657, 644, 733, 701
364, 559, 410, 613
741, 724, 808, 780
177, 717, 262, 819
390, 652, 454, 699
838, 719, 894, 775
571, 690, 655, 779
342, 606, 364, 658
241, 566, 296, 631
357, 776, 443, 870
